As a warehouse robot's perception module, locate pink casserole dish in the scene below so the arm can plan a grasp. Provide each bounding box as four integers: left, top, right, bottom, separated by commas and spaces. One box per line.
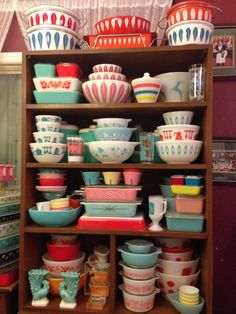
81, 185, 142, 201
176, 195, 204, 214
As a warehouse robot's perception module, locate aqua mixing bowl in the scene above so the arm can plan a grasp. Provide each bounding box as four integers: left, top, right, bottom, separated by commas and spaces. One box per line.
167, 293, 205, 314
117, 244, 161, 268
125, 239, 154, 254
91, 127, 136, 141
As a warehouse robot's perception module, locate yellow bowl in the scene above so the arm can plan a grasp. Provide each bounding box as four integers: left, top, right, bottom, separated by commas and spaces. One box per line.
179, 296, 199, 305
179, 292, 199, 299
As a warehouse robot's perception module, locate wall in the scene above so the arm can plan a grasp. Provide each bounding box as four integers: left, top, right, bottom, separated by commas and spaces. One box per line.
2, 3, 236, 313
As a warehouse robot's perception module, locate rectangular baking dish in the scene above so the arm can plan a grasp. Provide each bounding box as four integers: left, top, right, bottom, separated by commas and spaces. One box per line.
176, 195, 205, 214
165, 212, 205, 232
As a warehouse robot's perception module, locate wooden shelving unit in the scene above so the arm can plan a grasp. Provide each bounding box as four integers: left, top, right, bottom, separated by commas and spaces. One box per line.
19, 45, 213, 314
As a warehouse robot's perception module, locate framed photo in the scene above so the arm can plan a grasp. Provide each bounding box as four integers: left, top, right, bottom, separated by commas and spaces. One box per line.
212, 26, 236, 77
212, 139, 236, 182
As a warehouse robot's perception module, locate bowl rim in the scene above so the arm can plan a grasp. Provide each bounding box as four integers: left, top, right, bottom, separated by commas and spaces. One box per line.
166, 19, 214, 32
26, 4, 79, 21
26, 25, 80, 39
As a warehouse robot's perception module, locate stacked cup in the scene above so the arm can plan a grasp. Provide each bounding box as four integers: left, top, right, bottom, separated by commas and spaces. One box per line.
50, 197, 70, 210
179, 285, 200, 305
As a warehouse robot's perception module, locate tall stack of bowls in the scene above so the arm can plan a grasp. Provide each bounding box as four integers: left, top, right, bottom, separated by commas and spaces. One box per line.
82, 64, 132, 105
25, 4, 86, 50
30, 115, 67, 163
118, 239, 161, 312
155, 237, 200, 298
156, 111, 203, 164
165, 1, 218, 46
86, 117, 139, 164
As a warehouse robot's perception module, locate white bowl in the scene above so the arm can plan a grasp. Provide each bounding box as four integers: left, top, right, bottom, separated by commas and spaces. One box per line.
36, 122, 61, 133
30, 143, 66, 163
157, 125, 200, 141
118, 261, 157, 280
42, 251, 85, 273
156, 141, 203, 164
92, 63, 122, 73
93, 118, 132, 128
119, 271, 159, 295
161, 250, 193, 261
35, 115, 61, 123
88, 72, 126, 81
27, 25, 79, 50
155, 72, 189, 102
33, 77, 82, 92
86, 141, 139, 163
157, 257, 199, 276
166, 20, 214, 46
82, 79, 131, 105
162, 111, 194, 125
157, 271, 200, 296
156, 238, 191, 249
26, 4, 85, 32
33, 132, 64, 143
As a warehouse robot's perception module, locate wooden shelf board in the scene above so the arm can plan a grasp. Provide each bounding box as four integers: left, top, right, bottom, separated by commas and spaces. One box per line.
0, 280, 18, 293
24, 224, 208, 239
26, 163, 208, 170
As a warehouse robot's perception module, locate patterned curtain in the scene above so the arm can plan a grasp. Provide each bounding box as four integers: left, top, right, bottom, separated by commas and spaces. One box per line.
0, 0, 16, 51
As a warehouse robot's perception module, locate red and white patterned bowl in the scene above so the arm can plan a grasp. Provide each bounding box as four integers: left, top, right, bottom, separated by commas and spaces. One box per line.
82, 79, 131, 105
92, 63, 122, 73
156, 258, 200, 276
157, 125, 200, 141
95, 15, 151, 35
167, 1, 214, 27
26, 4, 86, 32
88, 72, 126, 81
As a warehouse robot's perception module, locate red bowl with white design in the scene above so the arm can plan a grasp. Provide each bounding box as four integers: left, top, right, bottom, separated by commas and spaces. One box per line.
92, 64, 122, 73
42, 251, 85, 273
88, 72, 126, 81
157, 270, 200, 296
95, 16, 151, 35
119, 271, 158, 295
33, 77, 82, 92
26, 4, 86, 32
119, 284, 160, 312
56, 63, 83, 79
82, 79, 131, 105
157, 125, 200, 141
156, 257, 199, 276
167, 1, 217, 27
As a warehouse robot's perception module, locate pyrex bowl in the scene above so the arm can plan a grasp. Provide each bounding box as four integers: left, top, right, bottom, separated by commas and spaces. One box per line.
36, 122, 61, 133
51, 234, 78, 245
156, 237, 191, 249
92, 63, 122, 73
28, 206, 81, 227
82, 79, 131, 105
93, 118, 132, 128
88, 72, 126, 81
167, 293, 205, 314
35, 115, 61, 123
157, 257, 200, 275
42, 250, 85, 273
91, 127, 136, 141
156, 141, 203, 164
118, 261, 157, 280
86, 141, 139, 163
38, 177, 65, 186
33, 132, 64, 144
47, 242, 80, 261
117, 245, 161, 268
30, 143, 66, 163
163, 111, 194, 125
157, 125, 200, 141
161, 249, 193, 261
125, 239, 154, 254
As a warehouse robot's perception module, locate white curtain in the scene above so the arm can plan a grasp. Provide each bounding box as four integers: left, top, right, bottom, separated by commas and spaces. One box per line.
0, 75, 22, 186
15, 0, 172, 48
0, 0, 17, 51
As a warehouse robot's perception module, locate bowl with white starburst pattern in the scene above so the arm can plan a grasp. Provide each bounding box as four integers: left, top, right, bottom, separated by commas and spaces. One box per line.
156, 140, 203, 164
86, 141, 139, 163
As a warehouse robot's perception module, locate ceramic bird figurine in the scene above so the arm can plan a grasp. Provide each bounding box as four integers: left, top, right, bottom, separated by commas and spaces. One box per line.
59, 271, 80, 309
28, 269, 49, 307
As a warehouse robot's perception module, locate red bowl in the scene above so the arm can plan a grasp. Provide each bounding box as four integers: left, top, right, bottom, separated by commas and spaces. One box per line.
162, 247, 192, 253
38, 177, 65, 186
167, 1, 214, 27
47, 242, 80, 261
95, 16, 151, 35
56, 63, 83, 79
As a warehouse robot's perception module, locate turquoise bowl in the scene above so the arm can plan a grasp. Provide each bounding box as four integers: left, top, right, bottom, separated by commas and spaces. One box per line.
125, 239, 154, 254
167, 293, 205, 314
28, 207, 81, 227
117, 245, 161, 268
160, 184, 175, 198
33, 91, 84, 104
91, 127, 136, 142
34, 63, 56, 77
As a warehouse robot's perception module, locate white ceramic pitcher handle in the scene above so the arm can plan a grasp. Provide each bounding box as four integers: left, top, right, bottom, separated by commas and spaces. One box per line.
161, 199, 167, 214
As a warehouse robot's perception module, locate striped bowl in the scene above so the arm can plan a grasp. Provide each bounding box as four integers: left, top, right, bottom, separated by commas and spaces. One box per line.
131, 73, 161, 103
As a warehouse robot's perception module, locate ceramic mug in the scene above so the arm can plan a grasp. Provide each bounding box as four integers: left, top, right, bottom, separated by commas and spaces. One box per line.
81, 171, 101, 185
36, 201, 51, 211
102, 172, 121, 185
148, 195, 167, 231
123, 169, 142, 185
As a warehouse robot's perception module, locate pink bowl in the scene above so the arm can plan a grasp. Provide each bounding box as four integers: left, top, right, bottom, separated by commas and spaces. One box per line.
88, 72, 126, 81
92, 64, 122, 73
82, 79, 131, 105
95, 16, 151, 35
